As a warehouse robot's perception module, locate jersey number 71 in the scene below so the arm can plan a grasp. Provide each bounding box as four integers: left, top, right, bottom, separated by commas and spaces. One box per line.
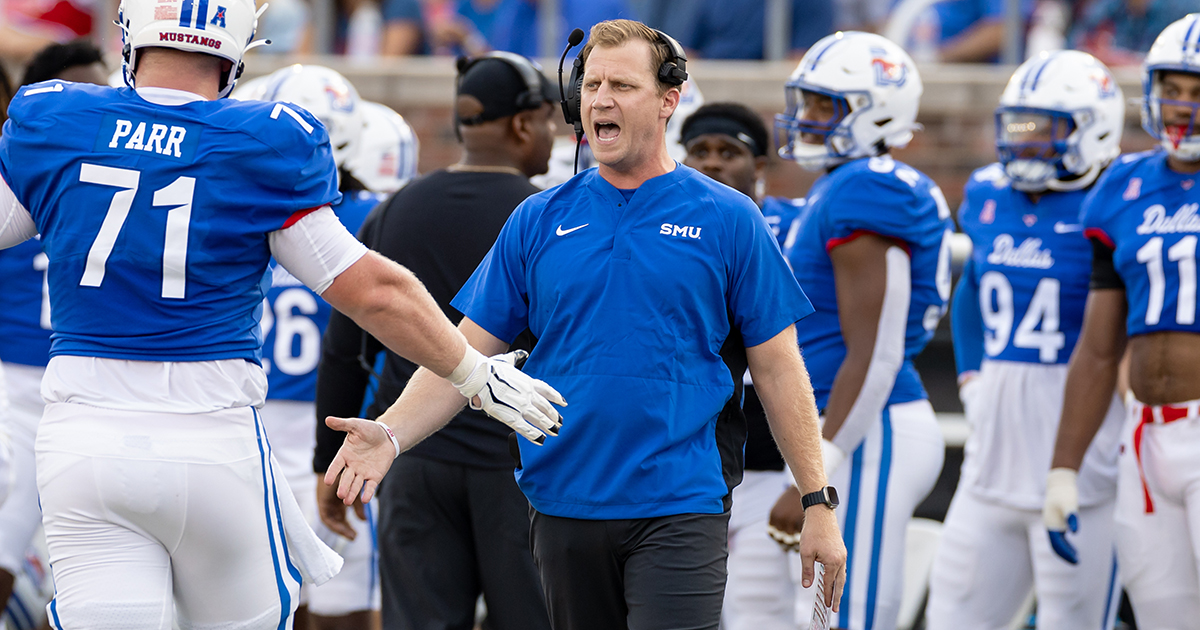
78, 163, 195, 299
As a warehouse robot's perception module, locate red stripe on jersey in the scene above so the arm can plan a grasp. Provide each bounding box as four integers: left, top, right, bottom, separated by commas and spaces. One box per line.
282, 206, 325, 229
825, 230, 911, 256
1083, 227, 1115, 249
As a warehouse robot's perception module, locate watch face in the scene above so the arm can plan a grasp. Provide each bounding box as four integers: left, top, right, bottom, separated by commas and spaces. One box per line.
825, 486, 839, 508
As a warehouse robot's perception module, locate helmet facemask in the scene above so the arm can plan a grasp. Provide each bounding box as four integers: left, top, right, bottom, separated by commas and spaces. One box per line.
774, 83, 864, 171
996, 107, 1083, 191
1144, 69, 1200, 162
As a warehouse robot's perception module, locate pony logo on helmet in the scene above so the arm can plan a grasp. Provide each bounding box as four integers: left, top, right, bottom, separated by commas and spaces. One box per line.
995, 50, 1124, 192
1142, 13, 1200, 161
775, 31, 923, 171
117, 0, 268, 98
871, 49, 907, 87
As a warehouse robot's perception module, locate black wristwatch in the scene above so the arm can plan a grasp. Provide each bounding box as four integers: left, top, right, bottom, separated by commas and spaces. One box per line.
801, 486, 839, 511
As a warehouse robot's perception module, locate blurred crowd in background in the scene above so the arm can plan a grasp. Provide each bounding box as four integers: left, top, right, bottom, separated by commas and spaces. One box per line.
2, 0, 1199, 69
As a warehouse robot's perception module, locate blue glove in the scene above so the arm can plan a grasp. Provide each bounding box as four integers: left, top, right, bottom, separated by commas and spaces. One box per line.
1044, 468, 1080, 564
1047, 513, 1079, 564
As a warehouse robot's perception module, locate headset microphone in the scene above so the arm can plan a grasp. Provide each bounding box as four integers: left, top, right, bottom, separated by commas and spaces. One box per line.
558, 28, 585, 174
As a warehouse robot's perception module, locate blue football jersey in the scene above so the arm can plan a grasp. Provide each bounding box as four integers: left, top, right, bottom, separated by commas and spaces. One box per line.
760, 196, 804, 249
958, 164, 1093, 366
0, 82, 341, 363
263, 191, 382, 401
0, 237, 52, 367
785, 156, 954, 410
1083, 150, 1200, 337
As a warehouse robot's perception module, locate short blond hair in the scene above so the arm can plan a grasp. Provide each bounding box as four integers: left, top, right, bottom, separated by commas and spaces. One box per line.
580, 19, 675, 94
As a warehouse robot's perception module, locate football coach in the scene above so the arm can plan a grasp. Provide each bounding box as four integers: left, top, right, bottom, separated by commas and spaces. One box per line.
324, 18, 847, 630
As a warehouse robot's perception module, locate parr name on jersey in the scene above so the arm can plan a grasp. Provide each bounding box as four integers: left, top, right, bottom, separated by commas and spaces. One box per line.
95, 114, 199, 161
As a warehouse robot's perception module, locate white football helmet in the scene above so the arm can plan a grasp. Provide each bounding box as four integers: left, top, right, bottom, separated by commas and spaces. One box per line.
228, 73, 271, 101
1142, 13, 1200, 161
775, 31, 923, 171
116, 0, 268, 98
996, 50, 1124, 192
259, 64, 365, 168
346, 102, 420, 194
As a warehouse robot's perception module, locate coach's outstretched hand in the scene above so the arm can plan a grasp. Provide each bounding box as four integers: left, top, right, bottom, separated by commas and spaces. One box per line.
451, 348, 567, 444
799, 505, 848, 613
324, 416, 398, 505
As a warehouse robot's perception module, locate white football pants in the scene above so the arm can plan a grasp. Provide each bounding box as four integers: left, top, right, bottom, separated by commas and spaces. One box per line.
259, 399, 380, 616
36, 403, 306, 629
722, 469, 796, 630
926, 489, 1120, 630
792, 399, 944, 630
0, 364, 44, 577
1117, 399, 1200, 630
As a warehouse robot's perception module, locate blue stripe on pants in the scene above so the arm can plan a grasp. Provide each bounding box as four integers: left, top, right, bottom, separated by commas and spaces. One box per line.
838, 443, 866, 628
253, 409, 294, 630
863, 409, 893, 630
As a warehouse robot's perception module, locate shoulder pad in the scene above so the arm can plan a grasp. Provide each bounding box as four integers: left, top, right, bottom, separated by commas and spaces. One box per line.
7, 81, 113, 124
214, 98, 331, 155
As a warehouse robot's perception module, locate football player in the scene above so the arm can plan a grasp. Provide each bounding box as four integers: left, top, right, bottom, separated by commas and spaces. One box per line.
771, 31, 952, 630
927, 50, 1125, 630
1045, 14, 1200, 628
0, 0, 561, 626
0, 40, 111, 623
679, 101, 804, 630
245, 65, 419, 630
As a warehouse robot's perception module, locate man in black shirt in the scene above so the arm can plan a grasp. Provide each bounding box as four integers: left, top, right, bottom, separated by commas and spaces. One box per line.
679, 102, 808, 630
314, 53, 558, 630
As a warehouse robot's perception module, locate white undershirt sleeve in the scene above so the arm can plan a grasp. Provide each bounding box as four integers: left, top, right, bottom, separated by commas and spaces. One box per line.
269, 206, 368, 295
830, 246, 911, 455
0, 173, 38, 249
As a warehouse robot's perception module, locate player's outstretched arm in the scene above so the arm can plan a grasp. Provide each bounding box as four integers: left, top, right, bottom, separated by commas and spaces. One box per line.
748, 325, 847, 612
321, 318, 565, 506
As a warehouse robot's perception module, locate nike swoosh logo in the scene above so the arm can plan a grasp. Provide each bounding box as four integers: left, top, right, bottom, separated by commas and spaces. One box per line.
556, 223, 589, 236
1054, 222, 1083, 233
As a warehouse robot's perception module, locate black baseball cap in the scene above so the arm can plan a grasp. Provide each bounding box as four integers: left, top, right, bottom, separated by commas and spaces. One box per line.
456, 53, 557, 125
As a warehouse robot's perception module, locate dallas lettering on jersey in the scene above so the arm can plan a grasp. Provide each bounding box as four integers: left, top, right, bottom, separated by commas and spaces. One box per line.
986, 234, 1054, 269
158, 32, 223, 50
93, 114, 200, 162
1136, 203, 1200, 235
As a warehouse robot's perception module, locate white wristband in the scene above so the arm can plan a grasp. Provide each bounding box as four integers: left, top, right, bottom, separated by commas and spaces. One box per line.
448, 346, 485, 388
375, 420, 401, 459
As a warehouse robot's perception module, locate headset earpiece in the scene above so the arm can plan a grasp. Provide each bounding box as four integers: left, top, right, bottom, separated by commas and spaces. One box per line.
652, 29, 688, 87
567, 55, 585, 137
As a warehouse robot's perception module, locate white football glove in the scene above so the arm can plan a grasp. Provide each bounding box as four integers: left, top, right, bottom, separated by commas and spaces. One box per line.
448, 347, 566, 444
1044, 467, 1080, 564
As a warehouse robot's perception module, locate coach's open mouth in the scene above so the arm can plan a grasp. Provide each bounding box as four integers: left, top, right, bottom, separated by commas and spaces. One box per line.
594, 120, 620, 143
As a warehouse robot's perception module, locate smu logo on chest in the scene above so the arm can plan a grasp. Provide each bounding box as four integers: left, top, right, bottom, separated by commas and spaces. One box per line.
94, 114, 200, 161
660, 223, 702, 239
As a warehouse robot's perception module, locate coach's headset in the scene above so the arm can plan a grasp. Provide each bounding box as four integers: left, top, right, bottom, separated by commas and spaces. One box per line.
557, 27, 689, 173
453, 51, 548, 142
